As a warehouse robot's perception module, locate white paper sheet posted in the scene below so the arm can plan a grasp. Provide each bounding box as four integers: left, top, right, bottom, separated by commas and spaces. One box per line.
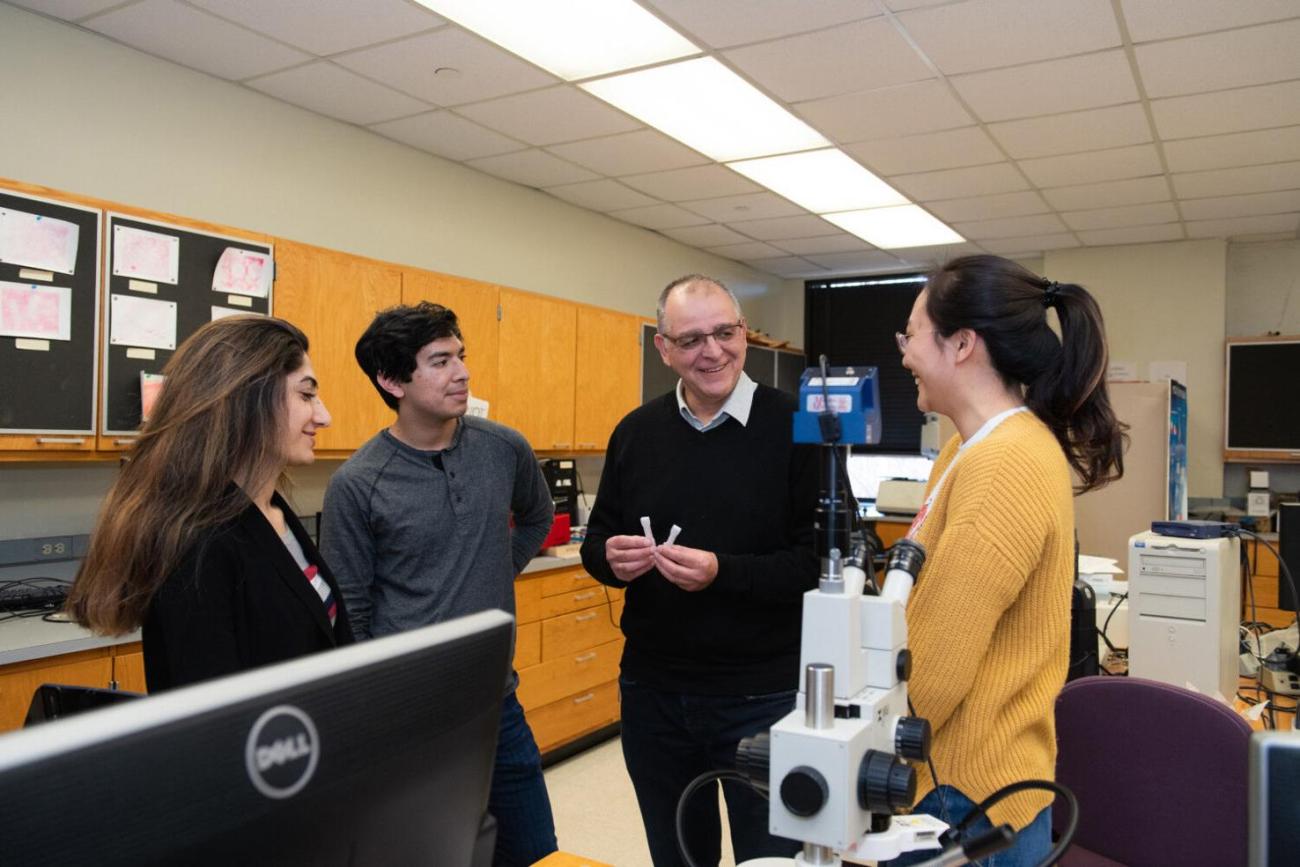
111, 293, 177, 350
212, 247, 272, 298
0, 209, 80, 275
0, 281, 72, 341
113, 224, 180, 284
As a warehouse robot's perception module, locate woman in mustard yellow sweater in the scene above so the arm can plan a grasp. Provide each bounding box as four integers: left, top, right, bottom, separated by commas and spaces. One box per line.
887, 255, 1125, 867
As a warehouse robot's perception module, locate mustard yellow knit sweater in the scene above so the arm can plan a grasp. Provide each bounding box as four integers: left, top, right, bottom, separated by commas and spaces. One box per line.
908, 410, 1075, 831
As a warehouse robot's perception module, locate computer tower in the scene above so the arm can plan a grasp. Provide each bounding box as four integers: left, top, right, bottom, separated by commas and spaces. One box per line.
1128, 531, 1240, 699
1279, 503, 1298, 612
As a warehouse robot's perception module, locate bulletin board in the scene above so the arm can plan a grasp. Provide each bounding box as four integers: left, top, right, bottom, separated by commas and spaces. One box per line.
0, 188, 101, 434
101, 213, 273, 436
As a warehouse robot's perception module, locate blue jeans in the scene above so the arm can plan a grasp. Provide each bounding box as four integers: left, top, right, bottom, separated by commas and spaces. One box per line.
882, 786, 1052, 867
488, 691, 558, 867
618, 677, 802, 867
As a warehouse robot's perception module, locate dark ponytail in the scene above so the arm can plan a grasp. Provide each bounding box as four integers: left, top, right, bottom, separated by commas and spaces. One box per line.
925, 255, 1126, 493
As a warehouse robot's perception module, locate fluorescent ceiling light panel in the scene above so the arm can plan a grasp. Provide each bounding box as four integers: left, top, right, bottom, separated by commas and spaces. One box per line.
582, 57, 830, 162
728, 149, 908, 214
417, 0, 699, 81
825, 206, 965, 249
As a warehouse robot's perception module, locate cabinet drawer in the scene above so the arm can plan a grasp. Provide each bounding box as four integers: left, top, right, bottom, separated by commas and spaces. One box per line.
611, 599, 625, 627
605, 586, 625, 601
515, 621, 542, 669
540, 568, 599, 597
538, 587, 607, 620
517, 637, 623, 711
515, 578, 545, 625
541, 606, 622, 660
526, 680, 620, 753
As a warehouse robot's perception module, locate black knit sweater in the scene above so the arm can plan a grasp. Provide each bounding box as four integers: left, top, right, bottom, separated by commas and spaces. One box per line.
581, 385, 818, 695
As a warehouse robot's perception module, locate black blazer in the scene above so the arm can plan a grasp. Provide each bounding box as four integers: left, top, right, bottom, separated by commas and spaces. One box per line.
143, 492, 354, 692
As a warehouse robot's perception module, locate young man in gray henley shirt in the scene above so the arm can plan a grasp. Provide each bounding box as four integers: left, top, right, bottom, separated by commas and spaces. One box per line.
321, 301, 557, 867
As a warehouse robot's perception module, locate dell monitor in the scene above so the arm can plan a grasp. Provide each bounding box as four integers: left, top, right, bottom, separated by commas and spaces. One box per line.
0, 609, 513, 866
1250, 730, 1300, 867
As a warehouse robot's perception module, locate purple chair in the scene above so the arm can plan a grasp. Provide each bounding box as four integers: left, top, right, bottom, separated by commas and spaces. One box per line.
1052, 676, 1253, 867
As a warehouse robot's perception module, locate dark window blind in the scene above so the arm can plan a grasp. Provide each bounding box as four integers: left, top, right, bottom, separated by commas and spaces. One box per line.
804, 274, 927, 453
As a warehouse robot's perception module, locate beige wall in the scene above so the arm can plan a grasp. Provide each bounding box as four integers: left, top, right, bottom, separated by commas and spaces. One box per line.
1045, 239, 1227, 498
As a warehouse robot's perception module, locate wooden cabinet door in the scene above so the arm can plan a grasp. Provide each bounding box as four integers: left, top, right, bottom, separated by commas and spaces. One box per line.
402, 269, 500, 410
0, 648, 112, 732
574, 307, 641, 451
496, 289, 576, 451
112, 644, 148, 693
273, 241, 401, 452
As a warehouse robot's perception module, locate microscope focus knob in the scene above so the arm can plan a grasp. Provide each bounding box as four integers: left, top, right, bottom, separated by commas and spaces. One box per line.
857, 750, 916, 814
780, 766, 829, 817
895, 716, 931, 762
896, 649, 912, 682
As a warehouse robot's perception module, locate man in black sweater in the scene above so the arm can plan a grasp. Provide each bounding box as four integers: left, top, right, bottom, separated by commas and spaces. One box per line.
581, 275, 817, 867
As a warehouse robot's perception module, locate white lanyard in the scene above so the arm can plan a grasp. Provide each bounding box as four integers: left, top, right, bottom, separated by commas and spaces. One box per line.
906, 406, 1028, 540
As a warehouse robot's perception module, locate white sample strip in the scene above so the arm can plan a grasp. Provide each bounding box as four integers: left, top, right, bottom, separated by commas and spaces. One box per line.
640, 515, 654, 544
666, 524, 682, 546
0, 280, 71, 341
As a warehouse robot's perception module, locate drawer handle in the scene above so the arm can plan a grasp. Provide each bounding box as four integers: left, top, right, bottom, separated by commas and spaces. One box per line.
573, 591, 597, 601
574, 652, 597, 664
113, 438, 137, 446
573, 693, 595, 705
36, 437, 85, 445
575, 612, 598, 622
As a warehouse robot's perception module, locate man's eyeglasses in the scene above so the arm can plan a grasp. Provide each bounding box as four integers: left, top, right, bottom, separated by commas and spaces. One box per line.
660, 321, 746, 352
895, 329, 933, 354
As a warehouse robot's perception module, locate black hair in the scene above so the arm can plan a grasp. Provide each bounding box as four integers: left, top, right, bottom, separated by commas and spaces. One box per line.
354, 301, 462, 411
925, 255, 1126, 493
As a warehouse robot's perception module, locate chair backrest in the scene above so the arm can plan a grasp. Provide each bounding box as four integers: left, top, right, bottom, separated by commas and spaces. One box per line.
24, 683, 144, 727
1053, 675, 1253, 867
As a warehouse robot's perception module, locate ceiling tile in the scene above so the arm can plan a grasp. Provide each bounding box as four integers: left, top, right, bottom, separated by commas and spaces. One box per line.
891, 241, 987, 266
658, 224, 753, 247
1062, 201, 1181, 230
1135, 18, 1300, 99
333, 28, 556, 107
543, 179, 659, 211
1185, 213, 1300, 239
723, 18, 932, 103
606, 203, 711, 230
952, 50, 1139, 122
1151, 80, 1300, 140
1178, 190, 1300, 221
890, 163, 1031, 201
464, 149, 599, 187
926, 191, 1052, 222
546, 130, 708, 176
83, 0, 310, 80
898, 0, 1120, 75
457, 87, 642, 146
845, 127, 1004, 176
1120, 0, 1300, 42
774, 234, 871, 255
883, 0, 955, 9
621, 166, 760, 202
987, 103, 1152, 159
1078, 223, 1185, 246
796, 80, 973, 143
7, 0, 125, 20
188, 0, 444, 56
681, 193, 806, 222
1164, 126, 1300, 173
981, 233, 1080, 254
708, 241, 789, 260
1019, 144, 1164, 188
369, 110, 524, 160
642, 0, 881, 49
953, 214, 1068, 240
741, 256, 826, 278
246, 61, 432, 125
727, 215, 841, 240
1042, 176, 1171, 210
1173, 161, 1300, 199
804, 250, 910, 272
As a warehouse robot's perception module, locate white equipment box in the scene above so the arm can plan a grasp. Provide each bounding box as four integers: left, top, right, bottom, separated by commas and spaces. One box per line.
1128, 531, 1240, 699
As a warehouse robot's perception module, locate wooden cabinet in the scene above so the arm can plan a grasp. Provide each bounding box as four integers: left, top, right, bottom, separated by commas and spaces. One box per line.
402, 268, 501, 410
514, 565, 622, 753
574, 307, 642, 451
273, 241, 401, 453
0, 642, 144, 732
496, 289, 577, 451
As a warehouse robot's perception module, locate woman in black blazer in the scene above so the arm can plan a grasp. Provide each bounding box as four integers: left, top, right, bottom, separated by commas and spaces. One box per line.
69, 316, 352, 691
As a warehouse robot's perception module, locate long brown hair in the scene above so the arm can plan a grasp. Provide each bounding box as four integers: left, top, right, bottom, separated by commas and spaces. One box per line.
925, 255, 1126, 493
67, 316, 310, 634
